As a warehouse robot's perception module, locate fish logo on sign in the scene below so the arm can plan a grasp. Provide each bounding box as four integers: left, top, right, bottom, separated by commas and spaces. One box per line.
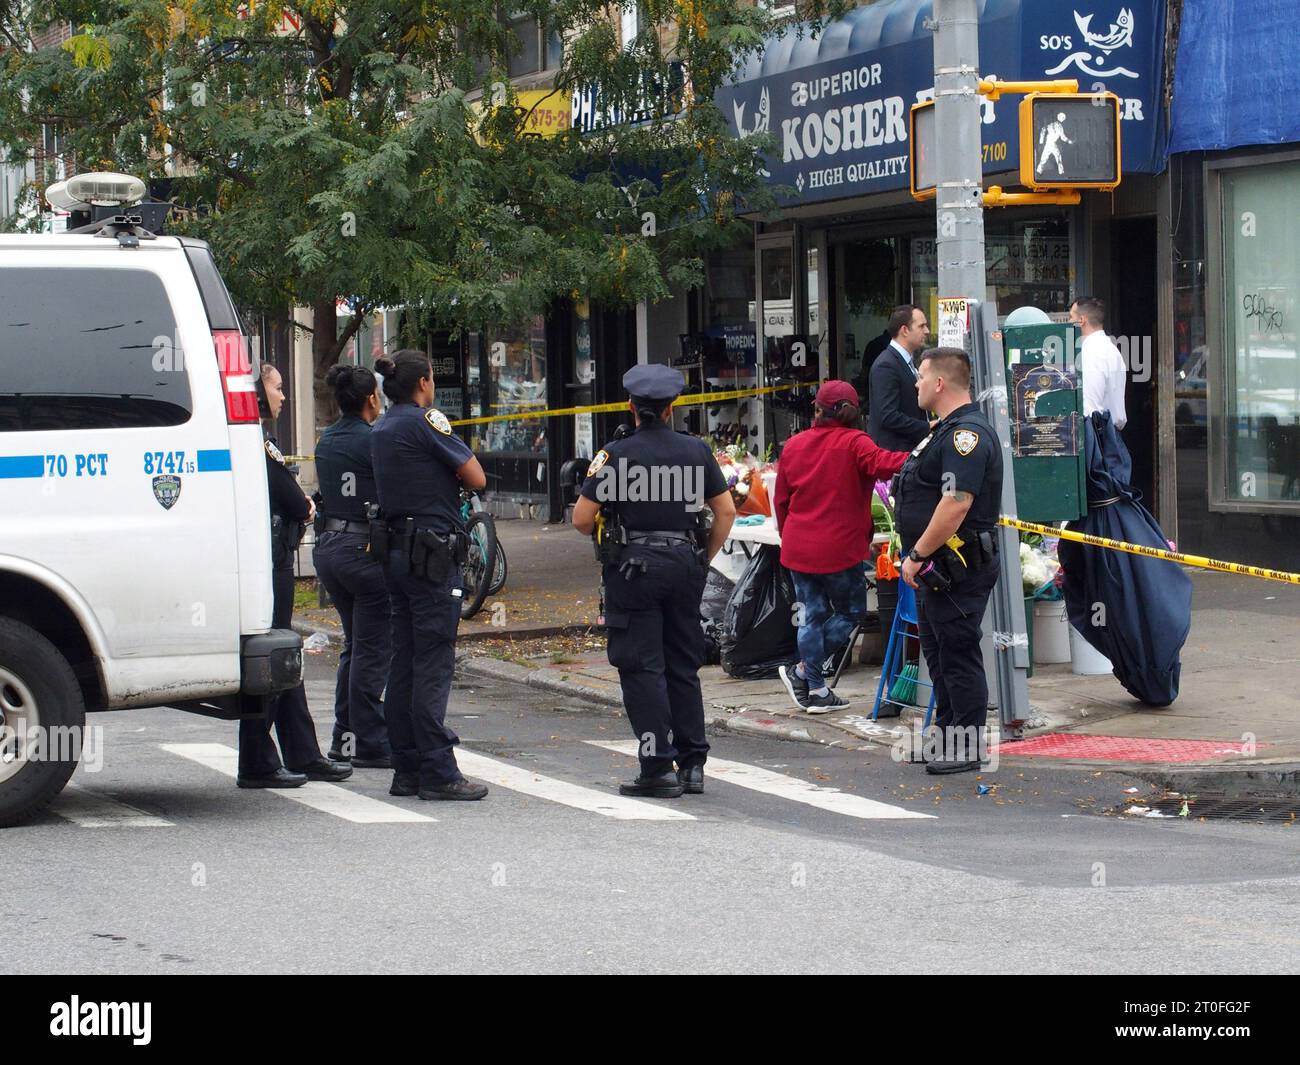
152, 474, 182, 510
1043, 7, 1139, 80
732, 86, 770, 138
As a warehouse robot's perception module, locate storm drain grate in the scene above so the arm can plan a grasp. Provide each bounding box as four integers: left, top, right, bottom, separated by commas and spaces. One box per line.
1120, 796, 1300, 823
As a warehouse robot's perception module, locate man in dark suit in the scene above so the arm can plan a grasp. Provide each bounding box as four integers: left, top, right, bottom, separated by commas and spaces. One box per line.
868, 304, 932, 451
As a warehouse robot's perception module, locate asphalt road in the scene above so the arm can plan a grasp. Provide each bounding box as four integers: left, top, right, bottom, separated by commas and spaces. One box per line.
4, 648, 1299, 974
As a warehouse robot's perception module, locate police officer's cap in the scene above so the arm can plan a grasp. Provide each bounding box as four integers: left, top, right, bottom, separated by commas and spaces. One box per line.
623, 364, 685, 402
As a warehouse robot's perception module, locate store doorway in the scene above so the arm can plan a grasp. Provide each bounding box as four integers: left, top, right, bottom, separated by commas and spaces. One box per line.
1109, 217, 1158, 509
829, 234, 906, 404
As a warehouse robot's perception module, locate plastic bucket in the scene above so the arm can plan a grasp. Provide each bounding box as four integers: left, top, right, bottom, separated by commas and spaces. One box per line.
1032, 599, 1072, 664
1069, 622, 1113, 675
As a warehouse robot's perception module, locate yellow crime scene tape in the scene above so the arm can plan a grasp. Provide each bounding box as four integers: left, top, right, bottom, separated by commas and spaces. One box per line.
1000, 516, 1300, 587
283, 381, 807, 461
447, 381, 805, 427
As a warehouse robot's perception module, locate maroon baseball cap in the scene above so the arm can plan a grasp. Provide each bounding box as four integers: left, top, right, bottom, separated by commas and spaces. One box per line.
815, 380, 859, 408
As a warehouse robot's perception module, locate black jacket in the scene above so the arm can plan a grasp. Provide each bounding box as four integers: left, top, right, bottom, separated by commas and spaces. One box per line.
867, 345, 930, 451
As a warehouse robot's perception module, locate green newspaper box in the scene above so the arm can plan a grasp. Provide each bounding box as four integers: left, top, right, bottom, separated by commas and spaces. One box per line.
1002, 323, 1087, 523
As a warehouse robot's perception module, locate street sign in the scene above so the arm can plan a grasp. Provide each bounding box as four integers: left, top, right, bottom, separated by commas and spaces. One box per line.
1018, 92, 1121, 191
909, 100, 936, 200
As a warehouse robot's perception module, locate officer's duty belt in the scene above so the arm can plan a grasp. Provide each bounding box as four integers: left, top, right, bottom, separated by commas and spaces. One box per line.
322, 518, 370, 535
626, 530, 695, 546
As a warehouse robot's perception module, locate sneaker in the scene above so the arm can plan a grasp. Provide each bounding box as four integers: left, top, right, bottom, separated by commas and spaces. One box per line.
803, 688, 850, 715
419, 777, 489, 801
779, 664, 810, 710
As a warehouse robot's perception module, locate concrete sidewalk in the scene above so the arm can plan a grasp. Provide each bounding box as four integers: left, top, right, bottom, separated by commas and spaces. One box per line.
299, 517, 1300, 793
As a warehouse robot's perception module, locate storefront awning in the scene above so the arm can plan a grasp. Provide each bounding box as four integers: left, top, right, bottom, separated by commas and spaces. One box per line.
1169, 0, 1300, 153
717, 0, 1168, 206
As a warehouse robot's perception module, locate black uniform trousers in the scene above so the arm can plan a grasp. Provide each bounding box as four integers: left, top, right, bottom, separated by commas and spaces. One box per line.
603, 543, 710, 777
916, 558, 1000, 757
314, 531, 392, 759
238, 561, 325, 777
382, 559, 463, 786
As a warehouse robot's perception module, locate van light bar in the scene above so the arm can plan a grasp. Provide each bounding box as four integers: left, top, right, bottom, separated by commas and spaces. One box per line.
45, 172, 147, 211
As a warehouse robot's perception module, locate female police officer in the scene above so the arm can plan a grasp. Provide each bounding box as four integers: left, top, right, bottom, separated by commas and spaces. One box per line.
237, 364, 352, 788
572, 364, 735, 798
314, 364, 391, 768
370, 350, 489, 801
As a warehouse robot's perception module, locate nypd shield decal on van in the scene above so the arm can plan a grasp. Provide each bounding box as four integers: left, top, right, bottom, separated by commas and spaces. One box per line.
152, 474, 182, 510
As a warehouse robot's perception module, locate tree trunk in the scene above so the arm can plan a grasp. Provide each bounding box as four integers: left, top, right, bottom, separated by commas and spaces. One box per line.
312, 297, 339, 430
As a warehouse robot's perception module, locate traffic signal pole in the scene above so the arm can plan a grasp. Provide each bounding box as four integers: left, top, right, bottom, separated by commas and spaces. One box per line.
931, 0, 1032, 733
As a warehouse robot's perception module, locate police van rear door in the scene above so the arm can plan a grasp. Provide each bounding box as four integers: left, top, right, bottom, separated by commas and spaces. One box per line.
178, 238, 275, 639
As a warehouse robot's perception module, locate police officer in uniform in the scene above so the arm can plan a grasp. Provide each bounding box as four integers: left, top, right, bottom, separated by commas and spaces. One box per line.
370, 350, 489, 801
237, 363, 352, 788
894, 348, 1003, 775
314, 364, 392, 768
572, 364, 736, 798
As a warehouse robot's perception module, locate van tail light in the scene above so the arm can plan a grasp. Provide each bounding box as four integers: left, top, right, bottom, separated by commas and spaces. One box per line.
212, 330, 259, 424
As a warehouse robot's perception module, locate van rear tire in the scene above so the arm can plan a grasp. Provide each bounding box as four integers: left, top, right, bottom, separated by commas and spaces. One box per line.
0, 618, 85, 827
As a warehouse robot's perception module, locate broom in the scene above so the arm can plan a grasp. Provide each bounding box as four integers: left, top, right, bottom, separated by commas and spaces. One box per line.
888, 662, 919, 705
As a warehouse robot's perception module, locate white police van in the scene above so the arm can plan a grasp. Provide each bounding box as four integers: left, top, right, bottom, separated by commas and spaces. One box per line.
0, 172, 302, 825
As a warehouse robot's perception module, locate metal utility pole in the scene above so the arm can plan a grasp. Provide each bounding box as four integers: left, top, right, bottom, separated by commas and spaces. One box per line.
931, 0, 1031, 731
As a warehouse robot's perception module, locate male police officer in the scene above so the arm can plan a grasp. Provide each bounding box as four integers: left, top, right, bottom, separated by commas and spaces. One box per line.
572, 365, 736, 798
895, 348, 1003, 775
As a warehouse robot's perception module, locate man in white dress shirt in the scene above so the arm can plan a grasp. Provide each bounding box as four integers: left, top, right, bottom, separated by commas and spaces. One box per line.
1070, 296, 1127, 430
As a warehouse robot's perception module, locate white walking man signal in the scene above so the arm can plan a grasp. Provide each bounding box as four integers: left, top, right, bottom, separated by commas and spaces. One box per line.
1037, 112, 1072, 176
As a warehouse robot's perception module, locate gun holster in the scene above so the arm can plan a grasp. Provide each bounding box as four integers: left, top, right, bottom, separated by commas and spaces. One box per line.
369, 504, 387, 561
270, 515, 305, 568
412, 527, 458, 583
593, 511, 627, 566
311, 492, 325, 538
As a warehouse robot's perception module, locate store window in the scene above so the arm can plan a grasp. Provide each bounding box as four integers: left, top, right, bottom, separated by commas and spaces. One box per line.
1219, 158, 1300, 505
479, 315, 547, 455
912, 214, 1072, 325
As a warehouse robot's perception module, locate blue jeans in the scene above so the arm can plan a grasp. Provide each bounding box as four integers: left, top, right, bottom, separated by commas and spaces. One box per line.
789, 563, 867, 689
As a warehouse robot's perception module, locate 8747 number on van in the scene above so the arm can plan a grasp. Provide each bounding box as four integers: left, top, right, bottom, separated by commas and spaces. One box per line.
142, 450, 195, 475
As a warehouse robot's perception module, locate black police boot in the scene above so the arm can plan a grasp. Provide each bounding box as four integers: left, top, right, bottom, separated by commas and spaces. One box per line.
419, 777, 489, 801
619, 771, 685, 798
236, 767, 308, 789
351, 753, 393, 769
389, 772, 420, 797
291, 757, 353, 782
677, 765, 704, 795
327, 747, 351, 763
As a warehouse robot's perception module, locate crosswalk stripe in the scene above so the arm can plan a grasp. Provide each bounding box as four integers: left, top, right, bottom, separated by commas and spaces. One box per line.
586, 741, 935, 821
160, 743, 435, 824
455, 748, 695, 822
53, 785, 174, 828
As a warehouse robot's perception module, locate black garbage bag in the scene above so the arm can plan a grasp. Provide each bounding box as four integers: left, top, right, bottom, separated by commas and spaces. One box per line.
699, 568, 735, 666
720, 544, 798, 679
1059, 412, 1192, 706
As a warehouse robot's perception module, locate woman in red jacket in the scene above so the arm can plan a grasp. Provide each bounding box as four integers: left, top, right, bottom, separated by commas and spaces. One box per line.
774, 380, 910, 712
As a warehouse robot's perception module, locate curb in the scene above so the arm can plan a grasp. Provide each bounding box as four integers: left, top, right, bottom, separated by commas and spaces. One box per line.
456, 653, 859, 748
456, 652, 1300, 798
294, 619, 599, 645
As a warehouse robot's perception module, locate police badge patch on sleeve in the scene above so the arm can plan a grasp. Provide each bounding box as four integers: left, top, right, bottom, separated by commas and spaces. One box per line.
953, 429, 979, 456
424, 408, 452, 434
264, 439, 285, 464
587, 449, 609, 477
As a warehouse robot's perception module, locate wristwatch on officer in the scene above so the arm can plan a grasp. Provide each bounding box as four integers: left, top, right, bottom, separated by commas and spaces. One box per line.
907, 548, 928, 563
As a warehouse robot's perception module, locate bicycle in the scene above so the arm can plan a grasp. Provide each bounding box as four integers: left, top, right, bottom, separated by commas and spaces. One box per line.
459, 489, 500, 620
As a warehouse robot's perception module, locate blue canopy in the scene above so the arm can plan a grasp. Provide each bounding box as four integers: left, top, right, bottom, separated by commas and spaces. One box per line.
1170, 0, 1300, 152
1058, 413, 1191, 707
